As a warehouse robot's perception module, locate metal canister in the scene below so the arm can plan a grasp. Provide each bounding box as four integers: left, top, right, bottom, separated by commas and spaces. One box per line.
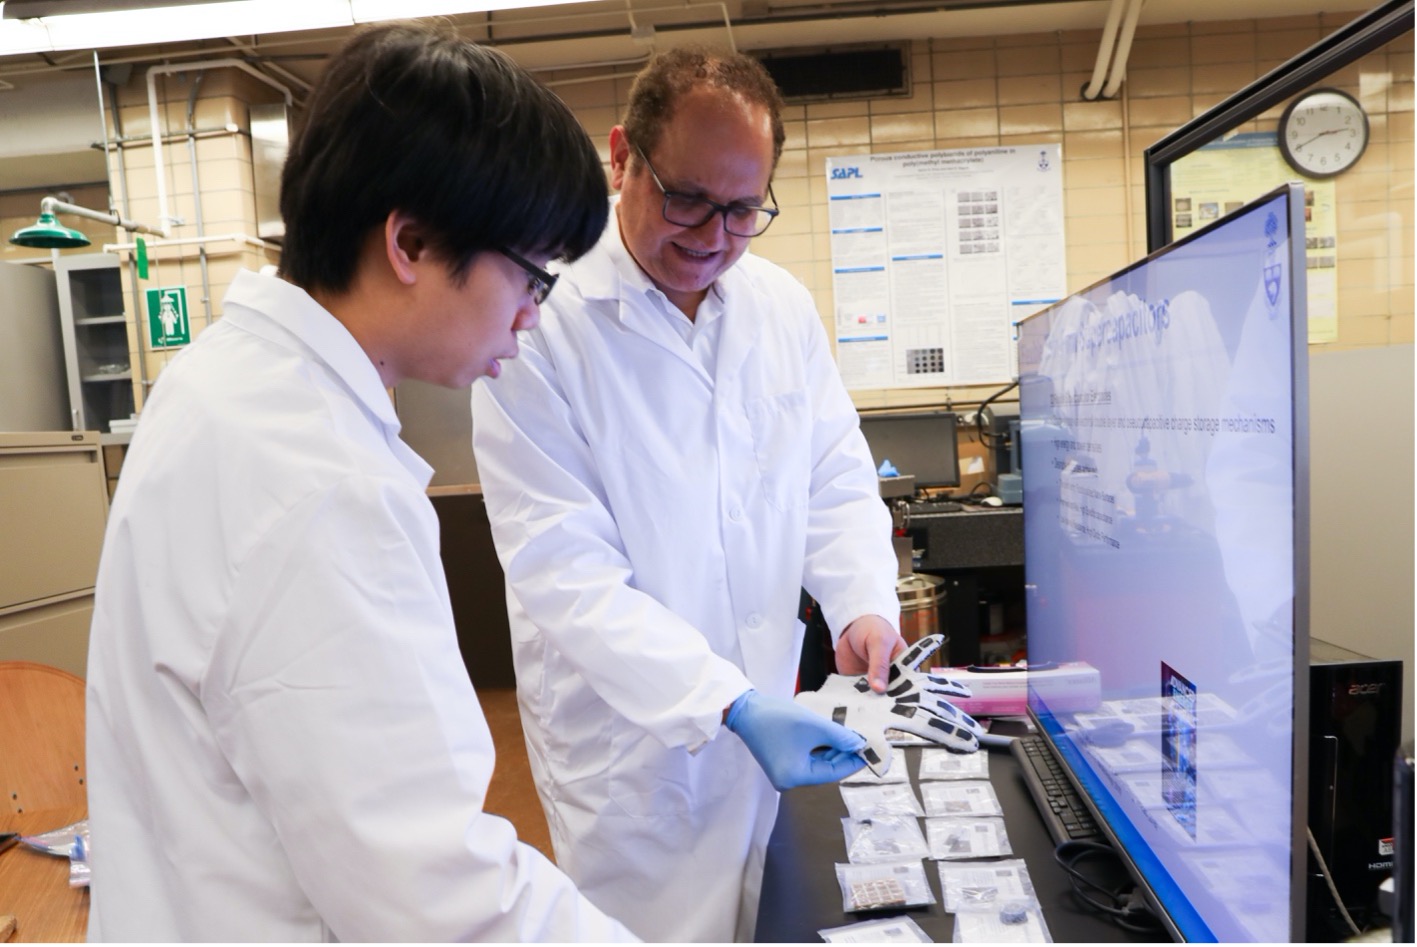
896, 573, 946, 666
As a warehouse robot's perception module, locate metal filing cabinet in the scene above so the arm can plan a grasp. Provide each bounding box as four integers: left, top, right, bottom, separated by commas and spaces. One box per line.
0, 431, 109, 677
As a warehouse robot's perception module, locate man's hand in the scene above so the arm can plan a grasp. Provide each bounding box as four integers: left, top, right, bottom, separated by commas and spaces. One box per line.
724, 689, 867, 790
835, 614, 905, 693
798, 634, 982, 776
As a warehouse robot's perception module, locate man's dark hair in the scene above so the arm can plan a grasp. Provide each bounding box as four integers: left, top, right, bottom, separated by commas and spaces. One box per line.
621, 45, 786, 167
279, 22, 607, 294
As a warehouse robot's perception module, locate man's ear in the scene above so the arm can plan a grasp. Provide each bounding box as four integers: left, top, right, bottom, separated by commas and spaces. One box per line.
608, 125, 632, 192
384, 210, 426, 286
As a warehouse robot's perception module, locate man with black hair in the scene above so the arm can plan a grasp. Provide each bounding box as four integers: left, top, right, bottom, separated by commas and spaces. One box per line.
84, 22, 635, 942
472, 46, 902, 942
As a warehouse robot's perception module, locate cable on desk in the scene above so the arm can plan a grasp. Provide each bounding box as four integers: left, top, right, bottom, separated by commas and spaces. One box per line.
1308, 825, 1363, 937
974, 379, 1020, 450
1051, 839, 1165, 934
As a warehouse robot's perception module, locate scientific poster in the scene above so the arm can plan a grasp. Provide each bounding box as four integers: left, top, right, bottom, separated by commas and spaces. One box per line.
826, 145, 1066, 390
1168, 132, 1338, 343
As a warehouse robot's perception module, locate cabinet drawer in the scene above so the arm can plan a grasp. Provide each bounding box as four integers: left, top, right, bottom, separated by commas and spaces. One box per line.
0, 453, 107, 610
0, 596, 94, 679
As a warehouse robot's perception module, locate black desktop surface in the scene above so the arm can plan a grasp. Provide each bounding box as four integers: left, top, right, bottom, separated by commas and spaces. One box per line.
754, 724, 1171, 943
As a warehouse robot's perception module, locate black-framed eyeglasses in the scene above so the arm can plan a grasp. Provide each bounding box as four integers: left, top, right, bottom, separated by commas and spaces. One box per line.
632, 144, 779, 238
498, 246, 557, 306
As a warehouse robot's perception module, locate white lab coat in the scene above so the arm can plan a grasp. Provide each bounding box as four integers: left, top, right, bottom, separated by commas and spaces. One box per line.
85, 270, 635, 943
471, 208, 900, 942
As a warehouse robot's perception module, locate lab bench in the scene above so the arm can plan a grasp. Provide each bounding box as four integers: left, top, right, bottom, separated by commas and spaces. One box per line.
900, 504, 1025, 668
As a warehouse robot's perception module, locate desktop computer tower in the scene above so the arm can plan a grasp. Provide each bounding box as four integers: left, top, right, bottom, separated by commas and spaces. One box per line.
1307, 638, 1403, 939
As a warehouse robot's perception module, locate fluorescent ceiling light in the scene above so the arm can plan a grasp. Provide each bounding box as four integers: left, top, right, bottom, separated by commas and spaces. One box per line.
348, 0, 577, 19
0, 0, 598, 56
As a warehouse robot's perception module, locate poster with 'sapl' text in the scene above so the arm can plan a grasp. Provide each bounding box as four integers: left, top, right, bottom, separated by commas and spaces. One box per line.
827, 145, 1066, 390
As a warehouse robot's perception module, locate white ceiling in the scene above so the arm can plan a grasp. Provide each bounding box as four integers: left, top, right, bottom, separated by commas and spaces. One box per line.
0, 0, 1379, 192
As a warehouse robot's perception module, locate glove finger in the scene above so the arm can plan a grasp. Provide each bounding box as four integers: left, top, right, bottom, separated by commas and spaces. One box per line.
917, 697, 985, 740
885, 702, 980, 752
856, 731, 894, 777
922, 672, 972, 700
880, 669, 924, 699
916, 693, 982, 733
894, 634, 945, 672
811, 705, 893, 777
805, 711, 869, 753
805, 746, 869, 784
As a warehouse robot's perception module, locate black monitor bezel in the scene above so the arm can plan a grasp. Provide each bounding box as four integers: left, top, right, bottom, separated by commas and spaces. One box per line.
857, 409, 962, 490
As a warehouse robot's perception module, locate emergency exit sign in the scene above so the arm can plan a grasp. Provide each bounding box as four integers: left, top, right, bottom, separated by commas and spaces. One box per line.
146, 286, 190, 348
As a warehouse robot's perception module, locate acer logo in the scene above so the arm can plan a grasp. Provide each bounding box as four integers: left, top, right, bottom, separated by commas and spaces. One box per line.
1349, 683, 1385, 696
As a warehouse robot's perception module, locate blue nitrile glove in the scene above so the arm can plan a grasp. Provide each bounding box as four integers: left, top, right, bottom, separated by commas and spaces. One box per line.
725, 689, 868, 790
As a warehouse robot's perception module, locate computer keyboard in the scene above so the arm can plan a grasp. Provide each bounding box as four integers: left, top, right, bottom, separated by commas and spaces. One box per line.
907, 499, 963, 514
1012, 735, 1103, 846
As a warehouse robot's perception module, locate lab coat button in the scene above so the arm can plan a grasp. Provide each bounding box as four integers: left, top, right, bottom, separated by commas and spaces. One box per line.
729, 506, 744, 521
747, 613, 763, 628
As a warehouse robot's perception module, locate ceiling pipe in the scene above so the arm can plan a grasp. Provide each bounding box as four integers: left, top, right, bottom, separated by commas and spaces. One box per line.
104, 232, 279, 253
38, 196, 162, 236
221, 35, 314, 96
146, 58, 294, 235
1080, 0, 1127, 101
1101, 0, 1145, 99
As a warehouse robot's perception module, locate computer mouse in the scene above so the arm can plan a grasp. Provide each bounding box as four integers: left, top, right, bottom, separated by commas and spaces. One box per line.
981, 496, 1004, 507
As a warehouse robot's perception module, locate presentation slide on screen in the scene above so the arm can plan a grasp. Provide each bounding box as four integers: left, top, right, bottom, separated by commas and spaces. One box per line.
827, 145, 1066, 390
1018, 190, 1299, 942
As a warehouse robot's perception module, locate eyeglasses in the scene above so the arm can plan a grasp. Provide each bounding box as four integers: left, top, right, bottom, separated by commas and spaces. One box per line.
632, 144, 779, 238
498, 246, 557, 306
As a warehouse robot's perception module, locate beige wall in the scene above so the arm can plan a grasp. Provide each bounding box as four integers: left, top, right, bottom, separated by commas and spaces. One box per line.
104, 67, 283, 410
3, 11, 1410, 415
551, 11, 1413, 410
1, 68, 282, 414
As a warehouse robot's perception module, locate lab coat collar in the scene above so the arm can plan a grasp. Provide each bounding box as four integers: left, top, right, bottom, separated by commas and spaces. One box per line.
571, 197, 761, 384
220, 270, 427, 483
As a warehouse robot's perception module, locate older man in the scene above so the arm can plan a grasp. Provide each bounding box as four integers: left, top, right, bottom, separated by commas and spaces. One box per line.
472, 47, 902, 941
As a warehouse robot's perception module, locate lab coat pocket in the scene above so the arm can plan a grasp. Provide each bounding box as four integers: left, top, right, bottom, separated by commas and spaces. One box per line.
606, 720, 738, 823
745, 390, 811, 512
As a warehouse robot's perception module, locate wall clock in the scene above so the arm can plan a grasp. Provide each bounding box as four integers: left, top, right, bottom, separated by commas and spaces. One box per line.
1278, 87, 1369, 178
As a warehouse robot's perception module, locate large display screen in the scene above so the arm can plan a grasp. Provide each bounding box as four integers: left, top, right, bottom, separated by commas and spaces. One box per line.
1017, 184, 1308, 941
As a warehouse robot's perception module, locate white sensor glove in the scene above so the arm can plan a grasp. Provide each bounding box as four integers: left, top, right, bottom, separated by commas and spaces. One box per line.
796, 634, 983, 776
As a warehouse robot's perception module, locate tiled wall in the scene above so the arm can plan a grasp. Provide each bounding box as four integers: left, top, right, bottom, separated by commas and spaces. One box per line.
6, 12, 1410, 418
552, 11, 1414, 411
107, 67, 282, 409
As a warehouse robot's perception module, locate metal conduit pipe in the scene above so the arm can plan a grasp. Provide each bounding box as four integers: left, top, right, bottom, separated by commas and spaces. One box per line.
103, 233, 279, 253
184, 72, 214, 332
221, 36, 314, 96
1080, 0, 1128, 101
106, 125, 247, 146
100, 69, 152, 396
34, 196, 162, 237
1101, 0, 1146, 100
146, 59, 294, 236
